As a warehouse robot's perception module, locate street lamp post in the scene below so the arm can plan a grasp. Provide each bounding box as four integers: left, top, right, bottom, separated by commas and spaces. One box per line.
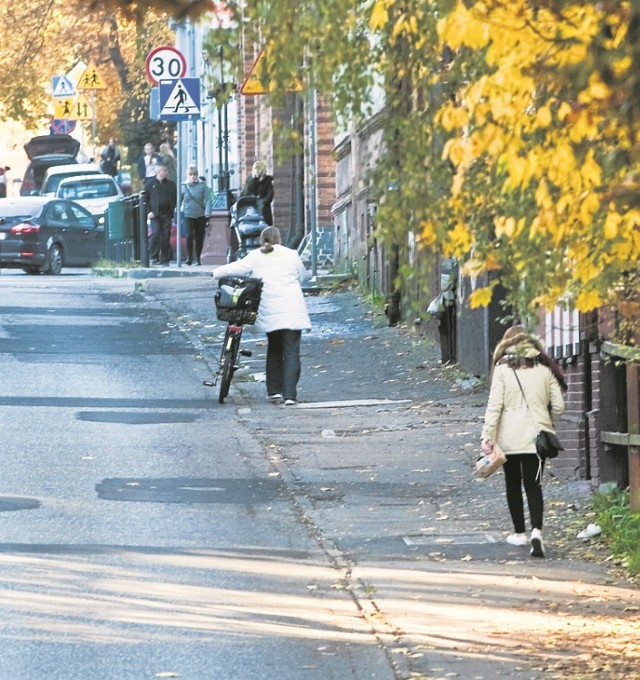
216, 45, 230, 194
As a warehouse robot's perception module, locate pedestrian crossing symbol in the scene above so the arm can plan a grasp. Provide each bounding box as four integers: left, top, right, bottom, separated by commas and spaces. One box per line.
159, 78, 201, 120
52, 75, 75, 98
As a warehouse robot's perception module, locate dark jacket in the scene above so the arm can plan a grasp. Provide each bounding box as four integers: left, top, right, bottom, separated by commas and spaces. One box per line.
99, 144, 121, 176
240, 175, 274, 225
145, 177, 177, 218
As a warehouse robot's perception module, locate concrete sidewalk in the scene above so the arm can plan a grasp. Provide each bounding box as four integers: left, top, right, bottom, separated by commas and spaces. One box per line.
143, 280, 640, 680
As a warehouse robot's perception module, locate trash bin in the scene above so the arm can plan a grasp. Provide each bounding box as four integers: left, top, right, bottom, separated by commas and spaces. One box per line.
107, 200, 133, 240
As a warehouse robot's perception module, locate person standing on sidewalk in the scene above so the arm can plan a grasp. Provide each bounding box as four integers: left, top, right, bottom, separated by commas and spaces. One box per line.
137, 143, 162, 182
240, 160, 274, 226
212, 226, 310, 405
481, 326, 566, 558
145, 164, 177, 264
181, 166, 212, 265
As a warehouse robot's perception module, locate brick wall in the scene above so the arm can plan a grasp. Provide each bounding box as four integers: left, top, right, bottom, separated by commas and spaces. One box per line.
238, 38, 335, 258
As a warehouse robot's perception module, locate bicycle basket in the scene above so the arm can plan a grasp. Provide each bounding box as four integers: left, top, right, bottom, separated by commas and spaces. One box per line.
214, 276, 263, 324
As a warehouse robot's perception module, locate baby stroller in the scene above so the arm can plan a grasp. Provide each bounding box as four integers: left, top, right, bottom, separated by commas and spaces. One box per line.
227, 195, 268, 262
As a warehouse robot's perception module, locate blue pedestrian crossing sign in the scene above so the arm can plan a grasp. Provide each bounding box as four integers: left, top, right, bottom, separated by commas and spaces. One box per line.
158, 78, 201, 120
52, 75, 75, 98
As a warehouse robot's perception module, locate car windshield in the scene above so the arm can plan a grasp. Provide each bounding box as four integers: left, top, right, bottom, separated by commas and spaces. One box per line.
60, 180, 118, 200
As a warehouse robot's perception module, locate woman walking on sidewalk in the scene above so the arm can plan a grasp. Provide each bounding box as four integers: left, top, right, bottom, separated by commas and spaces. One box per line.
212, 226, 311, 405
481, 326, 566, 557
181, 166, 212, 265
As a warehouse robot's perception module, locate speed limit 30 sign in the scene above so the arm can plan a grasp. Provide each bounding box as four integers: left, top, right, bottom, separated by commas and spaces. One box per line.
145, 46, 187, 85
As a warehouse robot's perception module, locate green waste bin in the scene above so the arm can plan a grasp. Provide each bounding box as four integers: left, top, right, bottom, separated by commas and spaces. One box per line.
107, 200, 133, 240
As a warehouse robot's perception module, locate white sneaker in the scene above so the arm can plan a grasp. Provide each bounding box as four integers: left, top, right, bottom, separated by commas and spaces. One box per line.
267, 393, 282, 402
530, 528, 545, 557
506, 533, 527, 546
284, 399, 297, 406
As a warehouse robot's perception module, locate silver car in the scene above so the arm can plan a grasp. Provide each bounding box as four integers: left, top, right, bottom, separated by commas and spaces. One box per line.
55, 173, 124, 220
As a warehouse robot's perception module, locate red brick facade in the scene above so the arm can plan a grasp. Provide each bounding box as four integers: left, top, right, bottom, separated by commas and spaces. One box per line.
237, 43, 335, 251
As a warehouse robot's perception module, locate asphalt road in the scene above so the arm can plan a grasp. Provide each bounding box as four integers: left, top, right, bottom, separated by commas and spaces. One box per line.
2, 268, 639, 680
0, 270, 394, 680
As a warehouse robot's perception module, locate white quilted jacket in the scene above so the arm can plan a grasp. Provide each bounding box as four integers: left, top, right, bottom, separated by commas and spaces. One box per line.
213, 244, 311, 334
481, 363, 565, 455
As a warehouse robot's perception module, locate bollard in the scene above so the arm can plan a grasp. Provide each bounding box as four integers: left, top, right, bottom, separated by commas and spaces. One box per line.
138, 190, 149, 267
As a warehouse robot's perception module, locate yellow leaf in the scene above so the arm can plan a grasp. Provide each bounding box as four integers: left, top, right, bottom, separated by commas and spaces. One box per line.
494, 215, 516, 238
439, 104, 467, 131
469, 286, 494, 309
535, 106, 552, 128
576, 289, 602, 312
604, 210, 620, 240
369, 0, 388, 30
420, 220, 437, 246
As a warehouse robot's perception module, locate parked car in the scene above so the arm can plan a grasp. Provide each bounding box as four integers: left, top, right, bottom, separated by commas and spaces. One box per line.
116, 169, 132, 196
20, 134, 80, 196
40, 163, 102, 196
0, 196, 103, 275
55, 174, 124, 221
0, 165, 9, 198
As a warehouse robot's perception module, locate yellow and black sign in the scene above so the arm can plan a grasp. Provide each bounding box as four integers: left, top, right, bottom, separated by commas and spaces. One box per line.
77, 62, 107, 90
240, 47, 302, 95
53, 94, 92, 120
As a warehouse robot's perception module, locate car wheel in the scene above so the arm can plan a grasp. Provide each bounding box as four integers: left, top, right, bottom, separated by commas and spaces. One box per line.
45, 244, 63, 275
22, 267, 40, 275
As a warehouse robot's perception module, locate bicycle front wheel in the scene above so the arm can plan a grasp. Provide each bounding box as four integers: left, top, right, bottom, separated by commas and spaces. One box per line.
218, 330, 240, 403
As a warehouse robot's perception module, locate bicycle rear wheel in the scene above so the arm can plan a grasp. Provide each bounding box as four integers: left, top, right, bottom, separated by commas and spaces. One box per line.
218, 329, 240, 403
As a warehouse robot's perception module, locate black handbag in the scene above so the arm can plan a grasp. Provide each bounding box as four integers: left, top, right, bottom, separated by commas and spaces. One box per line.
512, 369, 564, 460
535, 430, 564, 459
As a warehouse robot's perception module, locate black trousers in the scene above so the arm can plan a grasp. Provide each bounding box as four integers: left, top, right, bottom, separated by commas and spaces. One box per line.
266, 329, 302, 401
185, 215, 206, 262
503, 454, 545, 533
149, 215, 172, 262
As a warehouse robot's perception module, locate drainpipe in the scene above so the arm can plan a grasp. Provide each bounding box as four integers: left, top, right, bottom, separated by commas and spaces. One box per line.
582, 328, 593, 480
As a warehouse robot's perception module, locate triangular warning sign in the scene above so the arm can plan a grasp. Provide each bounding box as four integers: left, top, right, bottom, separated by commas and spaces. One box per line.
77, 62, 107, 90
160, 79, 199, 115
240, 47, 302, 95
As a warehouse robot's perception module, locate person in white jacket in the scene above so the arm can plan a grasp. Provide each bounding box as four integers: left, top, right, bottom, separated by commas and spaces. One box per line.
481, 326, 566, 558
212, 226, 311, 405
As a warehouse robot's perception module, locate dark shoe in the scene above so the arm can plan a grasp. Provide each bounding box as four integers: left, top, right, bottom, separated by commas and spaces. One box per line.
160, 260, 170, 265
186, 260, 193, 266
196, 258, 202, 266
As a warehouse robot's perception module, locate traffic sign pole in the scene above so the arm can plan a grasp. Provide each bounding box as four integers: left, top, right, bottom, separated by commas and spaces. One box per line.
91, 92, 96, 161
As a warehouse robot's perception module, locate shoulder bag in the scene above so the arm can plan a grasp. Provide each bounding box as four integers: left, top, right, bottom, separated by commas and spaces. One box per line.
512, 369, 564, 460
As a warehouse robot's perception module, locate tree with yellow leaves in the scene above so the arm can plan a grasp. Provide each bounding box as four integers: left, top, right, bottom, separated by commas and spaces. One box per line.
76, 0, 640, 331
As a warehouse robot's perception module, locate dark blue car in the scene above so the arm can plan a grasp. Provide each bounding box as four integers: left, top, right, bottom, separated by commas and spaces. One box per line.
0, 196, 103, 275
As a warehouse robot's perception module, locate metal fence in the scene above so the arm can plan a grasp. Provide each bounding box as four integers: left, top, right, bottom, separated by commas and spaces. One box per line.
103, 191, 149, 266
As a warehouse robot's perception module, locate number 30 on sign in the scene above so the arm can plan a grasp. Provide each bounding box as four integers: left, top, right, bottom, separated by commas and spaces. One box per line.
145, 46, 187, 85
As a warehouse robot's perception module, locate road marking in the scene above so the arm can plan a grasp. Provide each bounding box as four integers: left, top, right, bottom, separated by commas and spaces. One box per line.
403, 533, 499, 546
296, 398, 412, 409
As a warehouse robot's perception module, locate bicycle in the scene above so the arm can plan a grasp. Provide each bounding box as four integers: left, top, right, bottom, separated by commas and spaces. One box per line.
203, 275, 263, 403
